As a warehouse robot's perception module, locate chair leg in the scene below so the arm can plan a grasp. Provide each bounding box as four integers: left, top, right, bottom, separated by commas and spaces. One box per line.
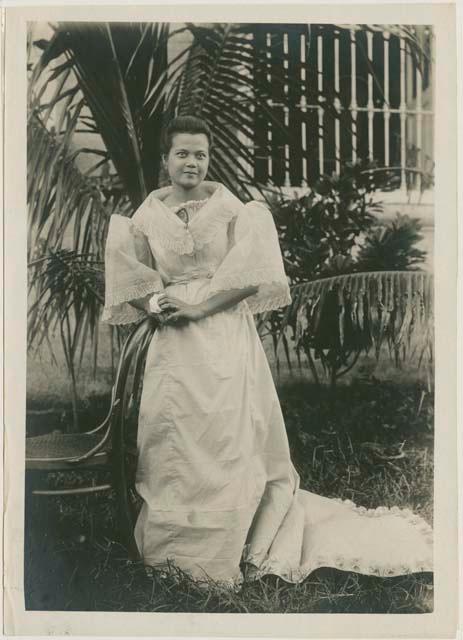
112, 449, 140, 562
117, 485, 140, 561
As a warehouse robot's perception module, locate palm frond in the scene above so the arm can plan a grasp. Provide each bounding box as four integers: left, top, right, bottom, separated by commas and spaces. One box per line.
28, 249, 104, 346
27, 113, 111, 261
261, 271, 433, 382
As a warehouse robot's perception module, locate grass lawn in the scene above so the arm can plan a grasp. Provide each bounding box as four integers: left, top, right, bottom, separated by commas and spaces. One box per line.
24, 372, 433, 613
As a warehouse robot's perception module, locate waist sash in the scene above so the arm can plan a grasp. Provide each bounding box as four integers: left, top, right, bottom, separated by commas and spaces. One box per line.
167, 268, 214, 287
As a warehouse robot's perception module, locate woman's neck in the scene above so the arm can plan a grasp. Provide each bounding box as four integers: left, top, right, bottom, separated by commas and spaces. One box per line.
151, 181, 220, 206
165, 184, 208, 206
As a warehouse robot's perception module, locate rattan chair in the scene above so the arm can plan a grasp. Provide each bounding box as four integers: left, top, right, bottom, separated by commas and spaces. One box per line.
25, 318, 157, 560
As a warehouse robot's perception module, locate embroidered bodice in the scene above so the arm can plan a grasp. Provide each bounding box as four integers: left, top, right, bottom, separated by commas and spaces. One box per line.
130, 184, 239, 285
102, 182, 291, 324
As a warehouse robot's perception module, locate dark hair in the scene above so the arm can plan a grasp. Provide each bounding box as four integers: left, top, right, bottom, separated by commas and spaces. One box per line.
161, 115, 213, 156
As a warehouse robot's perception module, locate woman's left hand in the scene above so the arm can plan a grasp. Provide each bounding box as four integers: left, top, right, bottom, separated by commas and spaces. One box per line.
157, 293, 204, 325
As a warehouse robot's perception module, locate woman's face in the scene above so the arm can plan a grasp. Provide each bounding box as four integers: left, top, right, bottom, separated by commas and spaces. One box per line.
164, 132, 210, 190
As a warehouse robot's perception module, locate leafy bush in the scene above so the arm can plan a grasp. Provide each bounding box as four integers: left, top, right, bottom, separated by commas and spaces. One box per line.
268, 160, 386, 284
356, 214, 427, 272
267, 161, 427, 284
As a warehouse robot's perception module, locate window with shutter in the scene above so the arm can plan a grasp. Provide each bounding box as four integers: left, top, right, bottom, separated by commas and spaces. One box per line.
248, 24, 433, 192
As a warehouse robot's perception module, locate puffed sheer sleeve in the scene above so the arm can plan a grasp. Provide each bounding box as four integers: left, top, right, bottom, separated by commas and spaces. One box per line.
101, 214, 164, 325
208, 200, 291, 314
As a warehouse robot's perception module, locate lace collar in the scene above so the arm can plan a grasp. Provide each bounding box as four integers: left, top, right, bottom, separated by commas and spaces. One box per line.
132, 182, 244, 255
170, 198, 209, 214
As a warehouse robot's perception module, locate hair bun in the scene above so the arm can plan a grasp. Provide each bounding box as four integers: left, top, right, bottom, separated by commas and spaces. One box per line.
162, 115, 213, 155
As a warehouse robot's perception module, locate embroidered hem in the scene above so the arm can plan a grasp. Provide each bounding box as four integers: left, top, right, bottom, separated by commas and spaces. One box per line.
208, 270, 292, 314
102, 282, 160, 324
104, 282, 162, 308
241, 500, 433, 584
101, 305, 146, 325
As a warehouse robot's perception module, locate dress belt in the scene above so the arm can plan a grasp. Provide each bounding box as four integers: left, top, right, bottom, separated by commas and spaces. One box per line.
167, 269, 214, 287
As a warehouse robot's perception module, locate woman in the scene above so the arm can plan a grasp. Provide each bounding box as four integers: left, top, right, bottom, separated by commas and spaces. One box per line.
103, 115, 432, 588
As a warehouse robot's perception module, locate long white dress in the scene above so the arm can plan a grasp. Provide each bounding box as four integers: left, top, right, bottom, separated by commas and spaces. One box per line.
102, 182, 433, 588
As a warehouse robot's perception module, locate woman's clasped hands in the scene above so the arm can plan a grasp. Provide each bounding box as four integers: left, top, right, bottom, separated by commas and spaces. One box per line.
151, 292, 204, 326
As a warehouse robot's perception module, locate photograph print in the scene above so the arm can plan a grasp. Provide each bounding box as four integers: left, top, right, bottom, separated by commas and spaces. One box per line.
25, 20, 435, 615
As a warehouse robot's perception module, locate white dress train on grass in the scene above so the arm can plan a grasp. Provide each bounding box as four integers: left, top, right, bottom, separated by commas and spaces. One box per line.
102, 182, 433, 587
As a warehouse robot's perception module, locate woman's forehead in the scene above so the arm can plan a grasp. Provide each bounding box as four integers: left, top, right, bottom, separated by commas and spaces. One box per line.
170, 132, 209, 151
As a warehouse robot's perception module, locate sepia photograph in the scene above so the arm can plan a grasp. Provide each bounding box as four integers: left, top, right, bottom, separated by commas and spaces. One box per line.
23, 17, 436, 614
2, 3, 459, 637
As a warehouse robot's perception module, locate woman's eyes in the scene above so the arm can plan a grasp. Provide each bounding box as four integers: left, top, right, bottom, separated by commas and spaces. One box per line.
176, 152, 207, 159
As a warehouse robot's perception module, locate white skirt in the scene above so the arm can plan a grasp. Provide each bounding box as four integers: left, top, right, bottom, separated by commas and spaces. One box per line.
134, 279, 433, 587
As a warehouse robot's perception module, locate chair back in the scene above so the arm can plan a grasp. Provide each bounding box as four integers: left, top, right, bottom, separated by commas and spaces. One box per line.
111, 318, 157, 459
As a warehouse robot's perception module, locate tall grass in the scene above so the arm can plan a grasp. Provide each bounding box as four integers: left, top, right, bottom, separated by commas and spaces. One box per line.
25, 378, 433, 613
